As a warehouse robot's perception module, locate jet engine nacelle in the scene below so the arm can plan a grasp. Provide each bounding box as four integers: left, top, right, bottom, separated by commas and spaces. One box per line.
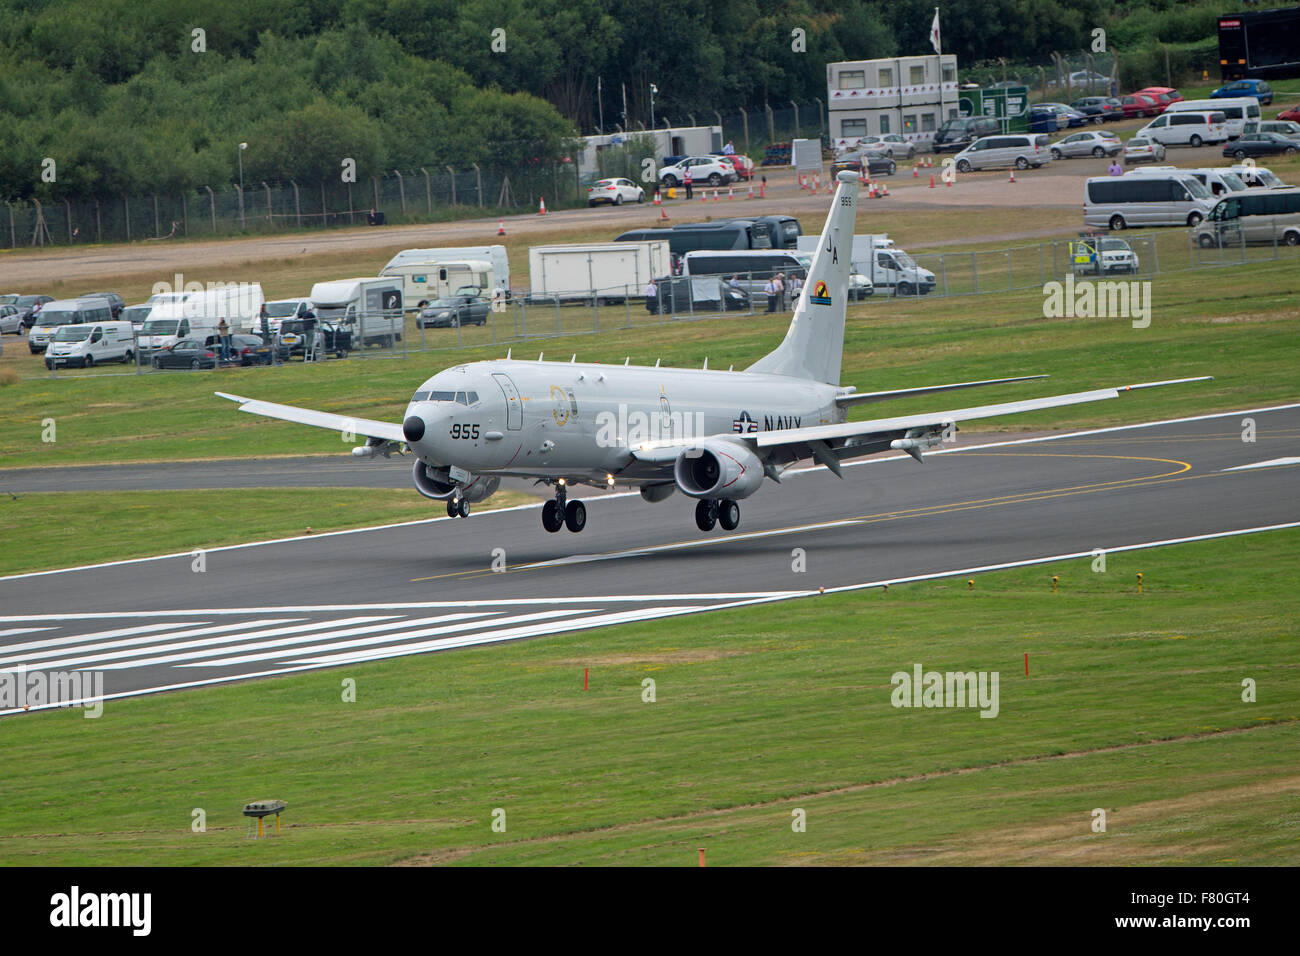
673, 441, 764, 499
412, 461, 500, 502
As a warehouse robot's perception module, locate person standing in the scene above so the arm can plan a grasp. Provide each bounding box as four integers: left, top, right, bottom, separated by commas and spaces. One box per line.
216, 317, 231, 361
773, 273, 786, 311
763, 276, 777, 313
683, 165, 693, 200
645, 278, 657, 314
789, 273, 803, 305
722, 140, 735, 155
1108, 159, 1123, 176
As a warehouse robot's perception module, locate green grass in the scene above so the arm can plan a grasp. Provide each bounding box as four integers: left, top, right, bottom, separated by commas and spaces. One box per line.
0, 488, 536, 577
1, 529, 1295, 865
1, 256, 1295, 470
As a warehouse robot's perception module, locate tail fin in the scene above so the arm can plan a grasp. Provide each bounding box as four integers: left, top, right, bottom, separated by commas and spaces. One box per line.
747, 170, 857, 384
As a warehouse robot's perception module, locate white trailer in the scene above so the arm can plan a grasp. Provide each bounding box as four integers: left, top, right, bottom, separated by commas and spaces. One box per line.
308, 277, 404, 347
381, 246, 510, 303
527, 241, 671, 304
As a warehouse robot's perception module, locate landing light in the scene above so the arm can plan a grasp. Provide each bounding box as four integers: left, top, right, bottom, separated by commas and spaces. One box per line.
606, 474, 615, 487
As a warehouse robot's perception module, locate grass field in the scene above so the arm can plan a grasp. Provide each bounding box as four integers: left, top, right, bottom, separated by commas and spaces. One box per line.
0, 488, 536, 577
1, 529, 1294, 866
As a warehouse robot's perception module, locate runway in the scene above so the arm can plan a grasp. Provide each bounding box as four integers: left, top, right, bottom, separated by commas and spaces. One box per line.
2, 403, 1297, 714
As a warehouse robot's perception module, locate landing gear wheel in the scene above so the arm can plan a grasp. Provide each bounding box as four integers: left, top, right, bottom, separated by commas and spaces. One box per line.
457, 498, 471, 518
446, 498, 459, 518
542, 499, 564, 533
695, 499, 718, 532
718, 499, 740, 531
564, 499, 586, 532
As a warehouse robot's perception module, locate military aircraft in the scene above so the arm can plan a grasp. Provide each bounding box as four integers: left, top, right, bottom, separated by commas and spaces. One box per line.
219, 170, 1209, 535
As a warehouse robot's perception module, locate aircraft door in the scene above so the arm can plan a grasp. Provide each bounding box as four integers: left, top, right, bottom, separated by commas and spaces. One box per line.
493, 372, 523, 430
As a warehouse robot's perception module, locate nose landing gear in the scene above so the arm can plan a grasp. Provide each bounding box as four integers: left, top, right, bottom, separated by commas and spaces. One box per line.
696, 498, 740, 532
446, 496, 470, 518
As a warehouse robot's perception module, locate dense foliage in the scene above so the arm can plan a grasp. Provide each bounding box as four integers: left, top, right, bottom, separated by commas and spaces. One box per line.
0, 0, 1231, 199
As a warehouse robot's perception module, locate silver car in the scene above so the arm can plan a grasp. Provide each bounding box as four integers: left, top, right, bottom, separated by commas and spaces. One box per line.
1051, 130, 1122, 159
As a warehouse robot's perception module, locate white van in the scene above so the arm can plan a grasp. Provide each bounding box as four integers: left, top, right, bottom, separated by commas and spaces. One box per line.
953, 133, 1053, 172
1231, 164, 1287, 188
28, 297, 115, 353
796, 234, 935, 296
1136, 111, 1228, 148
1193, 186, 1300, 248
1165, 98, 1260, 139
44, 320, 136, 369
1128, 166, 1248, 198
1084, 173, 1216, 229
308, 277, 403, 347
138, 283, 264, 351
245, 297, 313, 336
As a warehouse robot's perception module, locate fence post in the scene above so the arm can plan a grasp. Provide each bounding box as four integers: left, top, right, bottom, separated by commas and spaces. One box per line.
291, 181, 300, 227
153, 194, 160, 237
971, 251, 978, 294
320, 180, 327, 226
790, 100, 800, 140
66, 199, 73, 242
472, 163, 482, 207
741, 108, 750, 157
95, 199, 102, 242
5, 201, 13, 249
765, 103, 775, 142
394, 170, 405, 214
205, 187, 215, 232
263, 182, 272, 223
124, 195, 130, 242
372, 177, 379, 214
421, 167, 431, 213
447, 166, 456, 206
181, 193, 188, 235
814, 97, 825, 139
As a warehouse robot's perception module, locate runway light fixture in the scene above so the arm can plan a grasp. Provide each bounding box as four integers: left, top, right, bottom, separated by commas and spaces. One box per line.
243, 799, 286, 838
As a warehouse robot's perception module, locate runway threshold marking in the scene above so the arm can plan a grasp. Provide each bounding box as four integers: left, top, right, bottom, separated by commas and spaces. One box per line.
409, 452, 1192, 583
1221, 457, 1300, 471
3, 522, 1297, 716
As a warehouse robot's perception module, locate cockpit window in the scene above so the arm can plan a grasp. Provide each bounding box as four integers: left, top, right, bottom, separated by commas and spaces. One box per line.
468, 391, 478, 403
455, 391, 467, 404
412, 390, 429, 401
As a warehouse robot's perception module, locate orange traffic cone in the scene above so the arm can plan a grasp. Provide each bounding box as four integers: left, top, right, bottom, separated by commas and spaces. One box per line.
727, 186, 734, 200
881, 183, 889, 197
929, 174, 935, 188
760, 180, 766, 198
712, 188, 719, 202
1008, 169, 1016, 184
799, 176, 807, 190
747, 182, 754, 199
653, 191, 662, 205
700, 189, 707, 203
538, 197, 547, 215
497, 218, 505, 236
945, 175, 952, 187
660, 205, 670, 220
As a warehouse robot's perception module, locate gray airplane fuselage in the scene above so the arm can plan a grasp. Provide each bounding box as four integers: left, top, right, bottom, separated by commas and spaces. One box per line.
404, 359, 842, 482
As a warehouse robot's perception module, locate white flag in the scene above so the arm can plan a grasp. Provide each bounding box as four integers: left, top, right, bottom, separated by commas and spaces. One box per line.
930, 8, 941, 55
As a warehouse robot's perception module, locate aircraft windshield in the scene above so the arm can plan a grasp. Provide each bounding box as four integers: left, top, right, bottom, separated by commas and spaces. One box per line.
412, 390, 478, 404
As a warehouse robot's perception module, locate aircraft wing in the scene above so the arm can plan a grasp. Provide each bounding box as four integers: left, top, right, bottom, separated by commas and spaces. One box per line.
215, 391, 406, 444
834, 374, 1048, 408
747, 377, 1213, 463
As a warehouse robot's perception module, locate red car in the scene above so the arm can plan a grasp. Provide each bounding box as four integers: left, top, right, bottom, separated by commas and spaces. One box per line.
1120, 93, 1162, 118
1278, 104, 1300, 123
1136, 87, 1183, 111
715, 154, 754, 180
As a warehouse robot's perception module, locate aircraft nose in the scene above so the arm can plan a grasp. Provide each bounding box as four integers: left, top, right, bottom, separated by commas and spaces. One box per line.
403, 415, 426, 443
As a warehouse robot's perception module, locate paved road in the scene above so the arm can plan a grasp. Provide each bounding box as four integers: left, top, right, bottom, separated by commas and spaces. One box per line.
1, 403, 1296, 714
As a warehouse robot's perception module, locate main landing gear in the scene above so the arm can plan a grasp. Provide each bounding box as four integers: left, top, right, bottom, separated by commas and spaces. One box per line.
542, 482, 586, 533
446, 497, 470, 518
695, 498, 740, 532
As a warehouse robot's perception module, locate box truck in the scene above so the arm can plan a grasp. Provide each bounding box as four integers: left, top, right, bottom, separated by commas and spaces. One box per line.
527, 241, 672, 304
138, 283, 265, 351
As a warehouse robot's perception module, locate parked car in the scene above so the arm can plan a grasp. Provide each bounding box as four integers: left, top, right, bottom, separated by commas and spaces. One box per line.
1071, 97, 1124, 122
931, 115, 1000, 153
1136, 111, 1229, 148
1036, 103, 1089, 128
12, 294, 53, 329
416, 293, 490, 328
1070, 235, 1139, 275
953, 134, 1053, 172
649, 275, 749, 315
1135, 87, 1184, 109
1258, 120, 1300, 141
77, 291, 124, 317
278, 318, 352, 358
0, 304, 22, 335
856, 134, 916, 159
1123, 137, 1167, 165
1224, 132, 1299, 160
1048, 70, 1111, 90
829, 153, 897, 177
1231, 164, 1287, 188
1278, 104, 1300, 123
151, 338, 219, 370
209, 333, 286, 366
586, 178, 645, 206
1050, 130, 1122, 159
713, 154, 755, 179
1119, 93, 1162, 118
656, 157, 736, 188
1212, 79, 1273, 106
1028, 106, 1067, 134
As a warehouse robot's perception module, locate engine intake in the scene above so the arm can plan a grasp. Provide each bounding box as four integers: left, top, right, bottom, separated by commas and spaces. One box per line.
673, 441, 764, 499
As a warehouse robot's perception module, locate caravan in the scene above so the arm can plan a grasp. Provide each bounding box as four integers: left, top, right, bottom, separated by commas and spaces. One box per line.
381, 246, 509, 307
308, 277, 404, 347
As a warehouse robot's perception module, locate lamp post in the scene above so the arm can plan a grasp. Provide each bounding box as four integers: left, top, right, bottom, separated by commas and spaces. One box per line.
238, 142, 248, 229
649, 84, 658, 130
